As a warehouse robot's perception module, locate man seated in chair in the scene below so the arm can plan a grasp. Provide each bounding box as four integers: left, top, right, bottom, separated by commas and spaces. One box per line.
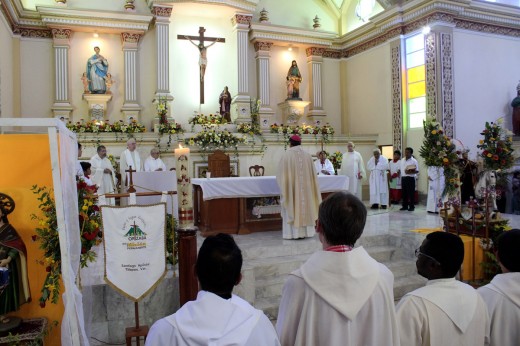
314, 151, 335, 175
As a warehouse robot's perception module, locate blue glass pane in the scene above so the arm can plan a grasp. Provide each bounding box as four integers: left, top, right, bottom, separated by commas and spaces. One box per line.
405, 34, 424, 53
406, 51, 425, 69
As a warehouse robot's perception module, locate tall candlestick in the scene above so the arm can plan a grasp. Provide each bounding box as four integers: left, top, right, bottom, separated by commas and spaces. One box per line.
175, 144, 193, 227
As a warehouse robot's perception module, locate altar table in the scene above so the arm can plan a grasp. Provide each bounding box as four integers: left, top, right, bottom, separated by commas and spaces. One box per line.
192, 175, 349, 236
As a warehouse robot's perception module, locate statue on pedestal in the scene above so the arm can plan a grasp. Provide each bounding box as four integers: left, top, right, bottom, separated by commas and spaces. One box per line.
286, 60, 302, 100
86, 46, 109, 94
219, 86, 231, 122
511, 81, 520, 135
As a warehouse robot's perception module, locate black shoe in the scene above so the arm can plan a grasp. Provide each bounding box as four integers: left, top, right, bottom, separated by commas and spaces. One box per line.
400, 207, 408, 211
381, 205, 387, 209
371, 204, 379, 209
408, 207, 415, 211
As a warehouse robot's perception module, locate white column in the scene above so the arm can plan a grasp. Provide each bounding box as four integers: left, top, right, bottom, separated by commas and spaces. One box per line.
51, 28, 73, 120
152, 5, 173, 97
121, 32, 142, 122
231, 13, 252, 123
254, 41, 274, 132
306, 47, 327, 123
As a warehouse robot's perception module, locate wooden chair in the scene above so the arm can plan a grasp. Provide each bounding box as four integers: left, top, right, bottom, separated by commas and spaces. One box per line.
249, 165, 265, 177
208, 150, 231, 177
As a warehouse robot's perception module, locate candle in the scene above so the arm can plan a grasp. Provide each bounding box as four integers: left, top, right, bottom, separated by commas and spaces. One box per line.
174, 144, 190, 157
175, 144, 193, 227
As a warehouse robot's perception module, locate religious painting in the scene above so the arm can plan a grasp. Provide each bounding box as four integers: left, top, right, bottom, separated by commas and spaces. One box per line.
193, 161, 239, 178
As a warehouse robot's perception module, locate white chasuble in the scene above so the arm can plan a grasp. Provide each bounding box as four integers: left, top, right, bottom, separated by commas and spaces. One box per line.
339, 151, 365, 200
120, 149, 142, 186
90, 154, 117, 205
144, 157, 167, 172
367, 155, 389, 205
426, 166, 445, 213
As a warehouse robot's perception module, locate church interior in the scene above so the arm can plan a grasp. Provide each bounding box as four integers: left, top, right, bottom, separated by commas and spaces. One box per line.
1, 0, 520, 344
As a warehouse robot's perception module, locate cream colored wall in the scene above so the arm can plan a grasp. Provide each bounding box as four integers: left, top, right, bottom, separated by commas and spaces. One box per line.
0, 14, 14, 119
322, 58, 342, 130
139, 27, 159, 128
342, 43, 392, 143
453, 30, 520, 160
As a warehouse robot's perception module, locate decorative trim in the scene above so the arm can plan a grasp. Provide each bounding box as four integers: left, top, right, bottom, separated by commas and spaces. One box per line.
425, 33, 437, 121
13, 25, 51, 38
253, 41, 272, 52
323, 49, 341, 59
440, 32, 454, 138
305, 47, 325, 57
121, 32, 142, 44
454, 19, 520, 37
151, 5, 172, 18
343, 27, 403, 58
232, 13, 252, 27
391, 44, 403, 152
51, 27, 72, 40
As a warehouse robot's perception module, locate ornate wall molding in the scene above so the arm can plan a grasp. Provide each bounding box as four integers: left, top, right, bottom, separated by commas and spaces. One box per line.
305, 47, 325, 57
121, 32, 142, 44
323, 49, 341, 59
391, 44, 403, 152
440, 32, 454, 138
253, 41, 273, 52
231, 13, 252, 27
343, 27, 403, 58
425, 33, 437, 121
12, 25, 51, 38
51, 28, 72, 40
454, 19, 520, 37
151, 5, 172, 18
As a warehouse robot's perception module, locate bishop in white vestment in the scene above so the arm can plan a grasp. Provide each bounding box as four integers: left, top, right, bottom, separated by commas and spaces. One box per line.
90, 146, 117, 205
339, 142, 365, 200
119, 137, 143, 189
426, 166, 445, 213
367, 149, 389, 208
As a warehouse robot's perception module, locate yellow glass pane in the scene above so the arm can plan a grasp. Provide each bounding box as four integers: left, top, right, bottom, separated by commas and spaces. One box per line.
408, 65, 425, 84
408, 81, 425, 99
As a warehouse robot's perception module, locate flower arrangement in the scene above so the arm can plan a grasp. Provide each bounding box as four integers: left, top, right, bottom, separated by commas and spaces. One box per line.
30, 180, 102, 307
67, 119, 146, 133
107, 154, 120, 174
327, 151, 343, 174
270, 123, 335, 142
154, 97, 169, 124
476, 119, 514, 171
189, 113, 228, 128
237, 122, 261, 136
419, 116, 460, 197
158, 122, 185, 135
184, 129, 245, 152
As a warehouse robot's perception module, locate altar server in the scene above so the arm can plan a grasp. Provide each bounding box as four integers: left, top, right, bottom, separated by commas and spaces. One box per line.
478, 229, 520, 346
396, 232, 489, 346
90, 145, 117, 205
367, 148, 389, 209
146, 233, 280, 346
119, 137, 142, 189
276, 135, 321, 239
339, 142, 365, 200
314, 150, 335, 175
276, 192, 399, 346
426, 166, 445, 213
388, 150, 402, 204
144, 148, 167, 172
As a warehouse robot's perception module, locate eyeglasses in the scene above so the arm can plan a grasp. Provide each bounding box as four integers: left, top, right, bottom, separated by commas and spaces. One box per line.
415, 248, 441, 266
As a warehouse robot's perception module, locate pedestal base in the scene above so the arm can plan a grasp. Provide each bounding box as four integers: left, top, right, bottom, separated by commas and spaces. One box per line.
232, 95, 251, 124
121, 103, 142, 123
52, 103, 73, 120
278, 100, 311, 125
83, 93, 113, 121
307, 109, 327, 125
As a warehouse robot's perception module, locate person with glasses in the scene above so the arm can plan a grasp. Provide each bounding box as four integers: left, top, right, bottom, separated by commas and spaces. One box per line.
396, 231, 489, 345
276, 192, 399, 345
478, 229, 520, 346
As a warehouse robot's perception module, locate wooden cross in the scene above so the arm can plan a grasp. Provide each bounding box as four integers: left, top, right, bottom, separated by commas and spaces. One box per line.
177, 27, 225, 104
126, 165, 136, 193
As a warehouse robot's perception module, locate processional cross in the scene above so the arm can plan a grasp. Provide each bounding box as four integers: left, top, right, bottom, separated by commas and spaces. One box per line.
125, 166, 136, 193
177, 27, 225, 104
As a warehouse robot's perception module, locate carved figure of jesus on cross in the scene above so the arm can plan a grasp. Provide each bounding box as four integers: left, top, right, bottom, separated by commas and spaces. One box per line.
177, 27, 225, 104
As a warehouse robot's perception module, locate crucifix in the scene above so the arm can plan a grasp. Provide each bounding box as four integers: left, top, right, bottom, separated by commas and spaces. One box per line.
177, 27, 225, 104
125, 165, 136, 193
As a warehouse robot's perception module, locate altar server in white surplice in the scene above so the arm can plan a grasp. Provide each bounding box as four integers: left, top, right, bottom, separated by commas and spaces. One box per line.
146, 234, 280, 346
426, 166, 445, 213
367, 148, 389, 209
119, 137, 143, 189
339, 142, 365, 200
276, 192, 399, 346
90, 145, 117, 205
276, 135, 321, 239
478, 229, 520, 346
396, 232, 489, 346
144, 148, 167, 172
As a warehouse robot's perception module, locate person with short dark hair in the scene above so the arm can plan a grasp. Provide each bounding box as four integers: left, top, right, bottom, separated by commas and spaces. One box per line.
389, 150, 402, 204
79, 161, 95, 187
478, 229, 520, 345
276, 192, 399, 345
396, 231, 489, 345
400, 147, 419, 211
314, 151, 335, 175
146, 234, 280, 346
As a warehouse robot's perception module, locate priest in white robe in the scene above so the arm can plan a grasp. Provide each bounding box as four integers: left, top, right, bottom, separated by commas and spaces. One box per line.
146, 234, 280, 346
90, 145, 117, 205
339, 142, 365, 200
276, 135, 321, 239
119, 137, 143, 190
276, 192, 399, 346
313, 150, 335, 175
426, 166, 445, 213
367, 148, 389, 209
396, 231, 489, 346
144, 148, 167, 172
478, 229, 520, 346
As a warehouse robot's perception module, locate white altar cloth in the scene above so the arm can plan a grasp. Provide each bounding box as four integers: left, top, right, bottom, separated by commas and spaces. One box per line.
192, 175, 349, 201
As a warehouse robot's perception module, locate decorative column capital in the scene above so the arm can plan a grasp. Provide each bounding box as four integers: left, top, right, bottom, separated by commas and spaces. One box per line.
51, 28, 73, 44
152, 5, 173, 18
231, 13, 252, 28
254, 41, 273, 52
306, 47, 325, 57
121, 32, 142, 49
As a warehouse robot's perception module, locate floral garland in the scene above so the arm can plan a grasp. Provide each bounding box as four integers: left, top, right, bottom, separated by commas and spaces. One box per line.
184, 129, 245, 153
30, 181, 102, 307
476, 119, 514, 171
66, 119, 146, 133
325, 151, 343, 174
419, 117, 460, 197
188, 113, 228, 129
270, 123, 335, 143
157, 122, 185, 135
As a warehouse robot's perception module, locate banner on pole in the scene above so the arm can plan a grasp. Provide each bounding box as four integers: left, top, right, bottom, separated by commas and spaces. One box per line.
101, 203, 167, 301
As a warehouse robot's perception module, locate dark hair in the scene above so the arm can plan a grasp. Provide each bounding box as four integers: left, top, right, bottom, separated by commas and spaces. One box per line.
80, 161, 91, 173
424, 232, 464, 277
195, 233, 243, 296
289, 138, 301, 147
318, 191, 367, 246
393, 150, 401, 156
405, 147, 413, 154
97, 145, 106, 153
78, 143, 82, 150
496, 229, 520, 272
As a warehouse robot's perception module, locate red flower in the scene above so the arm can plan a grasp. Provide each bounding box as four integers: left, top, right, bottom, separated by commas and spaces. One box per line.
492, 155, 499, 161
483, 150, 489, 156
81, 247, 87, 254
40, 301, 46, 308
92, 205, 100, 212
46, 266, 51, 272
82, 232, 98, 241
31, 235, 38, 241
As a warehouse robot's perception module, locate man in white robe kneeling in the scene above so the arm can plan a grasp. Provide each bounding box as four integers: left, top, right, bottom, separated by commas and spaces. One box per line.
146, 234, 280, 346
367, 148, 389, 209
276, 192, 399, 346
396, 231, 489, 346
276, 135, 321, 239
478, 229, 520, 346
90, 145, 117, 205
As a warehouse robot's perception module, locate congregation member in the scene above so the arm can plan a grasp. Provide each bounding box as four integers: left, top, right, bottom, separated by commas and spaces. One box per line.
314, 150, 335, 175
145, 233, 280, 346
90, 145, 117, 205
79, 162, 95, 188
367, 148, 389, 209
400, 147, 419, 211
478, 229, 520, 346
119, 137, 142, 189
144, 148, 167, 172
426, 166, 445, 213
339, 142, 365, 200
388, 150, 402, 204
76, 142, 84, 178
276, 135, 321, 240
396, 231, 489, 346
276, 192, 399, 345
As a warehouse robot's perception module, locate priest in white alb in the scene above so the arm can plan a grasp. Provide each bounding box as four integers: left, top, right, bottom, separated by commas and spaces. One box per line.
276, 135, 321, 239
426, 166, 445, 213
396, 232, 489, 346
119, 137, 143, 190
478, 229, 520, 346
90, 145, 117, 205
144, 148, 167, 172
367, 148, 389, 209
339, 142, 365, 200
276, 192, 399, 346
313, 151, 335, 175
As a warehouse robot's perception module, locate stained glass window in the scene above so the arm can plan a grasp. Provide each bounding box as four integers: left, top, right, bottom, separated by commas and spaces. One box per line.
405, 34, 426, 129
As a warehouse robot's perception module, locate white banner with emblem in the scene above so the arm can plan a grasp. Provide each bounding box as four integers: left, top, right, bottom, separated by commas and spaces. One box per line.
101, 203, 167, 301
